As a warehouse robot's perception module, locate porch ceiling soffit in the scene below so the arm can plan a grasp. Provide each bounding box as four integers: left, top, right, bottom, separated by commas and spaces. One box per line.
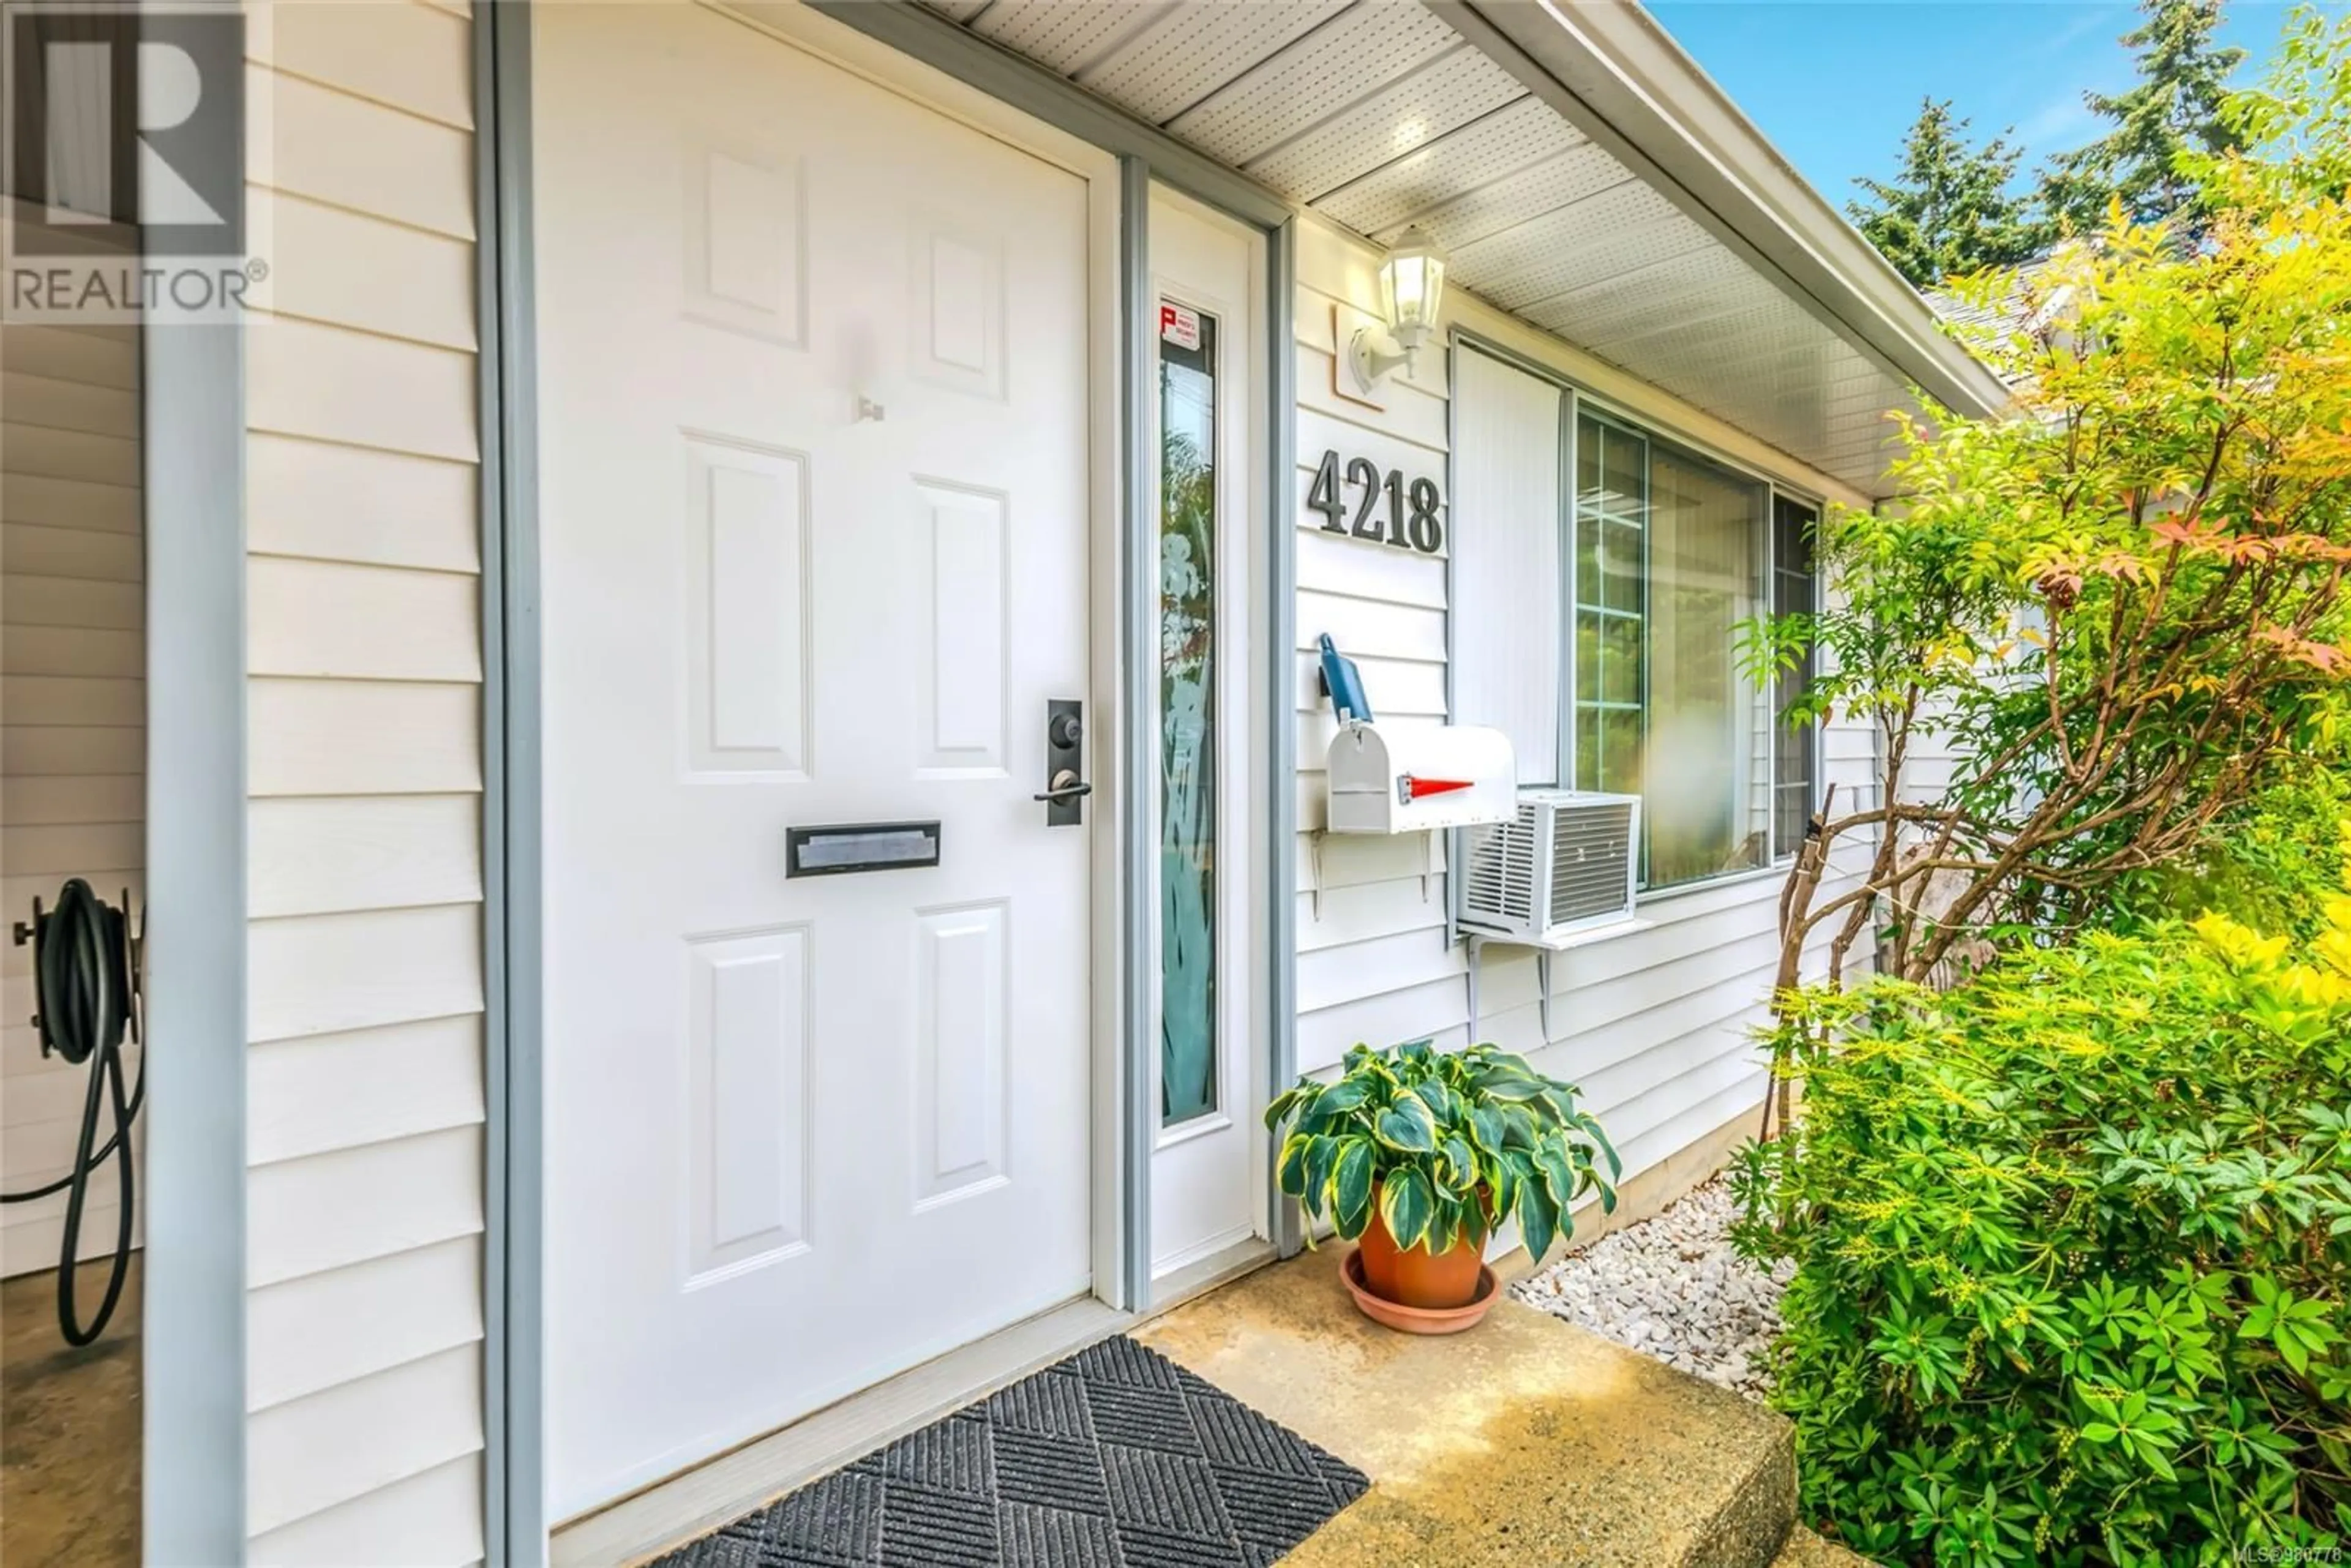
917, 0, 2010, 496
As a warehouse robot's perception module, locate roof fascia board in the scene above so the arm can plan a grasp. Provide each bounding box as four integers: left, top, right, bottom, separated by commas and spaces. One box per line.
1431, 0, 2012, 422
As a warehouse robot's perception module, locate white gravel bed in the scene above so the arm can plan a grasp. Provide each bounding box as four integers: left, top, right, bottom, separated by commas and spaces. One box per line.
1512, 1177, 1794, 1400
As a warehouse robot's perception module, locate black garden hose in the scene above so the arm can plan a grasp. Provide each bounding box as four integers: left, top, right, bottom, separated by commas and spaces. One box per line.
2, 879, 143, 1346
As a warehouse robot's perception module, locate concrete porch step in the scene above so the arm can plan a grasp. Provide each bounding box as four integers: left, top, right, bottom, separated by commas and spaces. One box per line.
1134, 1246, 1799, 1567
1775, 1525, 1879, 1566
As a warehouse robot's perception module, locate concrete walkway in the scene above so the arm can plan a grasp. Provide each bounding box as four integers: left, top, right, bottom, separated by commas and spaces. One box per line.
1, 1258, 141, 1568
1136, 1245, 1863, 1567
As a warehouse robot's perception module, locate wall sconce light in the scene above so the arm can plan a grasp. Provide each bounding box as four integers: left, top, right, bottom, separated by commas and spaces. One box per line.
1349, 227, 1449, 394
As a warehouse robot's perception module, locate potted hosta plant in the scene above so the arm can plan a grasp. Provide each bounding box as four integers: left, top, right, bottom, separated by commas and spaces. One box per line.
1265, 1040, 1619, 1333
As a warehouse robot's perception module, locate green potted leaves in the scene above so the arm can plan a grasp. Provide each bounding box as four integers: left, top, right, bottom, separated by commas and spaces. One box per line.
1264, 1040, 1621, 1332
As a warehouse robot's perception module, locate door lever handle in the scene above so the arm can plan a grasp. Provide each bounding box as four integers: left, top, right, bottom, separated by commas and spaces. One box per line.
1033, 768, 1092, 803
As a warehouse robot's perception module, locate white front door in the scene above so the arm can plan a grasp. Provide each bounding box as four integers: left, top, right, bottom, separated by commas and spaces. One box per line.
537, 3, 1097, 1515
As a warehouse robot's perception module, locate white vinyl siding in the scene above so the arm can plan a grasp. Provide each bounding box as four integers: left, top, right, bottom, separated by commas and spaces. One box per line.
1292, 214, 1880, 1207
1292, 222, 1453, 1083
241, 5, 486, 1562
0, 216, 146, 1277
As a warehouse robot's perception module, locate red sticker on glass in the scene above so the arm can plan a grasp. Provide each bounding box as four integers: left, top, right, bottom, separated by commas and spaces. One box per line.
1160, 302, 1201, 350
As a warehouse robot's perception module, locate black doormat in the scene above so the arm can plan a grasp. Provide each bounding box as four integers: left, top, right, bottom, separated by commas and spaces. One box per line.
656, 1335, 1370, 1567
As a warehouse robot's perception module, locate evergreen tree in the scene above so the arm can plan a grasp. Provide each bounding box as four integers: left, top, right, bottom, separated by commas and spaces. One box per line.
1848, 98, 2047, 289
2039, 0, 2247, 231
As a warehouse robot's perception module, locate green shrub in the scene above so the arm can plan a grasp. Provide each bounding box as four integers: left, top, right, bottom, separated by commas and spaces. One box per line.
1733, 882, 2351, 1564
2106, 761, 2351, 941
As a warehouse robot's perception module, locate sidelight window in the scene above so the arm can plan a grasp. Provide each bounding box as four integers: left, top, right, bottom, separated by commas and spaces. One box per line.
1159, 304, 1218, 1126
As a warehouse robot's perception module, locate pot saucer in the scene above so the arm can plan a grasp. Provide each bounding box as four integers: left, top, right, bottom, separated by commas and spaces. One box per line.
1341, 1246, 1499, 1335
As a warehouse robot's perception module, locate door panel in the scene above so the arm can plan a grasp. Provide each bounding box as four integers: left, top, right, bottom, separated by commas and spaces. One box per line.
539, 3, 1095, 1515
684, 435, 811, 776
683, 926, 809, 1279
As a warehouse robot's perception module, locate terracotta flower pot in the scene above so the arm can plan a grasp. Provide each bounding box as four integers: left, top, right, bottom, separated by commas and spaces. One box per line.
1342, 1248, 1496, 1335
1356, 1198, 1487, 1310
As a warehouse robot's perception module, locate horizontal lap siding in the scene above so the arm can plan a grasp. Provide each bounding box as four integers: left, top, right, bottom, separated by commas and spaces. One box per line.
1291, 217, 1880, 1212
0, 219, 146, 1277
242, 6, 486, 1561
1292, 221, 1456, 1082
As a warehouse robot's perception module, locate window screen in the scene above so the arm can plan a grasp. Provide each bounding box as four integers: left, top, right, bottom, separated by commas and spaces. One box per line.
1573, 414, 1771, 890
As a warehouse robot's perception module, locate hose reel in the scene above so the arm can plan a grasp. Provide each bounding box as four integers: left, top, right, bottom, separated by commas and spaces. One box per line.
4, 879, 145, 1345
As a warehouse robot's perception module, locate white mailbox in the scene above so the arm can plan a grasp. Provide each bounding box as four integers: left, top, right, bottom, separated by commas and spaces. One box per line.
1326, 723, 1516, 835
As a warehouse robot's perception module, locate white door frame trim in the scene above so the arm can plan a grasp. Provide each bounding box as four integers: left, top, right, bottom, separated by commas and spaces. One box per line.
478, 2, 541, 1559
484, 2, 1303, 1559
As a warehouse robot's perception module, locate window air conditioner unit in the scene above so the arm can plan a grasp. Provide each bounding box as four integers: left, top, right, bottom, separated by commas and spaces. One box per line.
1459, 790, 1641, 945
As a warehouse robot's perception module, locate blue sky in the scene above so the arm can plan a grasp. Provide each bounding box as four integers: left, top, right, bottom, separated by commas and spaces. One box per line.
1645, 1, 2301, 208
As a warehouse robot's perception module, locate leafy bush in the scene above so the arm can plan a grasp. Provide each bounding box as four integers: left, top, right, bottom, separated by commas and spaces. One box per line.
1739, 8, 2351, 999
1266, 1041, 1619, 1262
1734, 867, 2351, 1564
2107, 756, 2351, 942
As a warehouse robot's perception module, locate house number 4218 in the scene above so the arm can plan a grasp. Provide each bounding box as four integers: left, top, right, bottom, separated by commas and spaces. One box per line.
1308, 448, 1444, 554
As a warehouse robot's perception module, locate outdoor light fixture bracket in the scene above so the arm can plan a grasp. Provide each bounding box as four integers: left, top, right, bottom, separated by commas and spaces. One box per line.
1348, 322, 1427, 394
